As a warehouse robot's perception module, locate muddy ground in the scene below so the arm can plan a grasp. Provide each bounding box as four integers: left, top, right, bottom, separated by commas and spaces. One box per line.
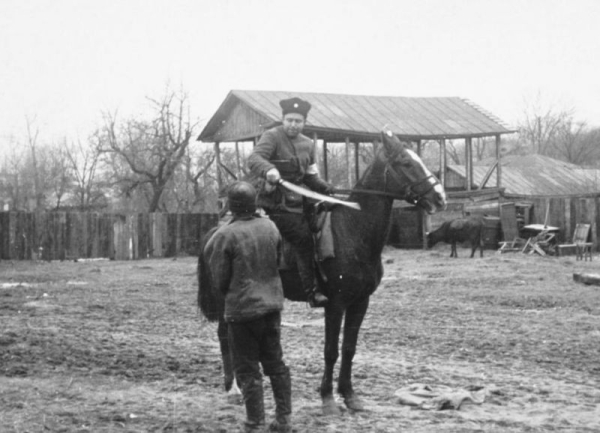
1, 246, 599, 432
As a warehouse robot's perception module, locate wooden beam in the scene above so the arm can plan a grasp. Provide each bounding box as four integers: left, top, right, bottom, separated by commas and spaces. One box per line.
345, 137, 352, 188
439, 139, 446, 188
495, 134, 502, 189
312, 132, 320, 175
323, 139, 329, 181
214, 142, 222, 192
354, 142, 360, 182
478, 161, 498, 190
465, 137, 472, 191
235, 141, 241, 179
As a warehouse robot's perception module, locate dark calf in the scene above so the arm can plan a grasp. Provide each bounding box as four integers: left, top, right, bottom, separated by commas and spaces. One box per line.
427, 217, 484, 258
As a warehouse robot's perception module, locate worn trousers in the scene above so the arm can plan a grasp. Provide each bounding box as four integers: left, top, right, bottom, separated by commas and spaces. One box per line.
228, 311, 288, 383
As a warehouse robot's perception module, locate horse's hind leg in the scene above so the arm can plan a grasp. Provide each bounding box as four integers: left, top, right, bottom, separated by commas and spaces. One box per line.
338, 296, 369, 412
320, 306, 344, 416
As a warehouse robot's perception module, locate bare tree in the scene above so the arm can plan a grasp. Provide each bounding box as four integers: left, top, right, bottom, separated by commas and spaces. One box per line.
1, 144, 26, 210
445, 140, 462, 165
63, 133, 106, 210
100, 90, 195, 212
549, 121, 600, 166
44, 141, 72, 209
25, 115, 44, 209
518, 95, 574, 155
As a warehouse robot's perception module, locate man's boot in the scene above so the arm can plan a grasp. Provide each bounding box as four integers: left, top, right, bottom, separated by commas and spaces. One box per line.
295, 247, 328, 308
241, 377, 266, 432
268, 369, 292, 433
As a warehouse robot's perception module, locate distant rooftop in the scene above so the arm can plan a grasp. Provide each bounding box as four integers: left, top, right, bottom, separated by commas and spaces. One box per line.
449, 154, 600, 197
198, 90, 516, 143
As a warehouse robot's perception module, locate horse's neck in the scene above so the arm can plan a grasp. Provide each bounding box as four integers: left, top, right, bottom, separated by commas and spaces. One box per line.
347, 158, 395, 256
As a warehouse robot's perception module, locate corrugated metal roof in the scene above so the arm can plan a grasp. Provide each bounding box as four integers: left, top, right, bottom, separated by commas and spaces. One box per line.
449, 154, 600, 197
198, 89, 515, 142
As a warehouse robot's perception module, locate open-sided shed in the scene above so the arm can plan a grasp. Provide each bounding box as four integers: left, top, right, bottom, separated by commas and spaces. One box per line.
448, 154, 600, 248
197, 89, 516, 246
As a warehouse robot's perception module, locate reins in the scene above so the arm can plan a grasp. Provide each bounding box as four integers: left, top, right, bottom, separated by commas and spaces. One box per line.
333, 169, 438, 204
332, 188, 405, 200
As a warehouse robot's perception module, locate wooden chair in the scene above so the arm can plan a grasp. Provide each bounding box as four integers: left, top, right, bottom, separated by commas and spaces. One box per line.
521, 230, 556, 256
498, 203, 527, 253
556, 223, 593, 261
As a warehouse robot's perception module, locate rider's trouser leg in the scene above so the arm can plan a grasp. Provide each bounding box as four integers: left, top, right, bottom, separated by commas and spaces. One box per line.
268, 212, 328, 306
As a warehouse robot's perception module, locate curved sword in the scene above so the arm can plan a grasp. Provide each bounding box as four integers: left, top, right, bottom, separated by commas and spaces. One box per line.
278, 179, 361, 211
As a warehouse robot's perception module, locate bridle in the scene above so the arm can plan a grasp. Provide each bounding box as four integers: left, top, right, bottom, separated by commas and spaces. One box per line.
383, 163, 439, 205
335, 149, 441, 206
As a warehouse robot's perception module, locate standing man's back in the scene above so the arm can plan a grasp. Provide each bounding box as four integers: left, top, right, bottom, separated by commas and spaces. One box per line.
205, 181, 292, 433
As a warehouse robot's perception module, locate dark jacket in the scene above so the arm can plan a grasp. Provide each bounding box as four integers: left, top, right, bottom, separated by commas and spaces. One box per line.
247, 126, 332, 211
205, 215, 284, 322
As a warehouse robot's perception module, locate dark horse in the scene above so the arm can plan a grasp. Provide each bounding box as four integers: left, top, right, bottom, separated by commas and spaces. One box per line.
198, 130, 447, 415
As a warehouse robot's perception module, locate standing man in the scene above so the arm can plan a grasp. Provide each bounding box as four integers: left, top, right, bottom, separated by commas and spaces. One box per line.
248, 97, 333, 308
205, 181, 292, 433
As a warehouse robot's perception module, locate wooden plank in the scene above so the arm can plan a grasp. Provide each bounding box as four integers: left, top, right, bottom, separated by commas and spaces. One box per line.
89, 213, 99, 258
166, 213, 177, 257
345, 137, 352, 188
137, 213, 149, 259
439, 139, 446, 187
150, 213, 161, 257
354, 142, 360, 183
0, 213, 7, 259
495, 135, 502, 189
113, 215, 127, 260
573, 272, 600, 286
465, 137, 472, 191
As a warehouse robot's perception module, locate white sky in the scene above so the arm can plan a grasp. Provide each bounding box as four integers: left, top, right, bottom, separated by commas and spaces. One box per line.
1, 0, 599, 154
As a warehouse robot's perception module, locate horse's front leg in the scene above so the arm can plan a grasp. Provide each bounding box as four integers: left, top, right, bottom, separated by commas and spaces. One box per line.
338, 296, 369, 412
320, 305, 344, 416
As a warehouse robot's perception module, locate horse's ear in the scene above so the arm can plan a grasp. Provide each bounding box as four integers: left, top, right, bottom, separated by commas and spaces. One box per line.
381, 129, 396, 157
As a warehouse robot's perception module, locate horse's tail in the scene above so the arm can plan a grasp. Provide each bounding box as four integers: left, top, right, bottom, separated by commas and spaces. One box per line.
197, 226, 223, 322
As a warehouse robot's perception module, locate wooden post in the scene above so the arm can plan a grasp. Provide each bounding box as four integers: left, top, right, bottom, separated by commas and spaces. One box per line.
495, 134, 502, 189
439, 139, 447, 188
465, 137, 472, 191
323, 139, 329, 181
312, 132, 321, 174
235, 141, 242, 179
214, 141, 222, 192
345, 137, 352, 187
416, 139, 422, 157
354, 142, 360, 182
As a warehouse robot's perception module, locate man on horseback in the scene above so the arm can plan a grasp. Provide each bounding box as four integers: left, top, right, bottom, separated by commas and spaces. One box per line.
205, 181, 292, 433
248, 97, 333, 308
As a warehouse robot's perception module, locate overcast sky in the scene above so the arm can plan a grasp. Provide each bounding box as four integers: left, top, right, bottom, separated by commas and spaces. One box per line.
1, 0, 599, 154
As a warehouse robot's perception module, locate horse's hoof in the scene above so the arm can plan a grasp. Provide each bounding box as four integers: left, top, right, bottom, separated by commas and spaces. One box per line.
344, 395, 365, 412
226, 393, 243, 405
322, 396, 341, 416
226, 382, 243, 405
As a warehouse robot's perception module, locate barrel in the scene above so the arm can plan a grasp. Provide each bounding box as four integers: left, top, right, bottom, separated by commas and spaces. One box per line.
482, 216, 501, 249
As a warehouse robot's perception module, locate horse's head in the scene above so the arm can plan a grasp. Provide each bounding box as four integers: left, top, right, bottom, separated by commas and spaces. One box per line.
380, 129, 447, 214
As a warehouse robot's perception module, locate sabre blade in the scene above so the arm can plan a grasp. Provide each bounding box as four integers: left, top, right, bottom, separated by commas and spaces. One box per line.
278, 180, 361, 211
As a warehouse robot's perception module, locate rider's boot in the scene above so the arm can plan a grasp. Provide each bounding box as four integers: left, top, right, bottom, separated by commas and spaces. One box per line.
296, 248, 328, 308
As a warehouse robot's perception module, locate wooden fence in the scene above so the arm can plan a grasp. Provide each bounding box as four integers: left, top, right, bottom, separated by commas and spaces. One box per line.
0, 212, 219, 261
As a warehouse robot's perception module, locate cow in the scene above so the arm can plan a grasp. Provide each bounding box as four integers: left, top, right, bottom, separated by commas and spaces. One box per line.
427, 217, 484, 258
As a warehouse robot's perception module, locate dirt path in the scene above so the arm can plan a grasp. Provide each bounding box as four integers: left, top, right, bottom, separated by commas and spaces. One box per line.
1, 248, 599, 432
